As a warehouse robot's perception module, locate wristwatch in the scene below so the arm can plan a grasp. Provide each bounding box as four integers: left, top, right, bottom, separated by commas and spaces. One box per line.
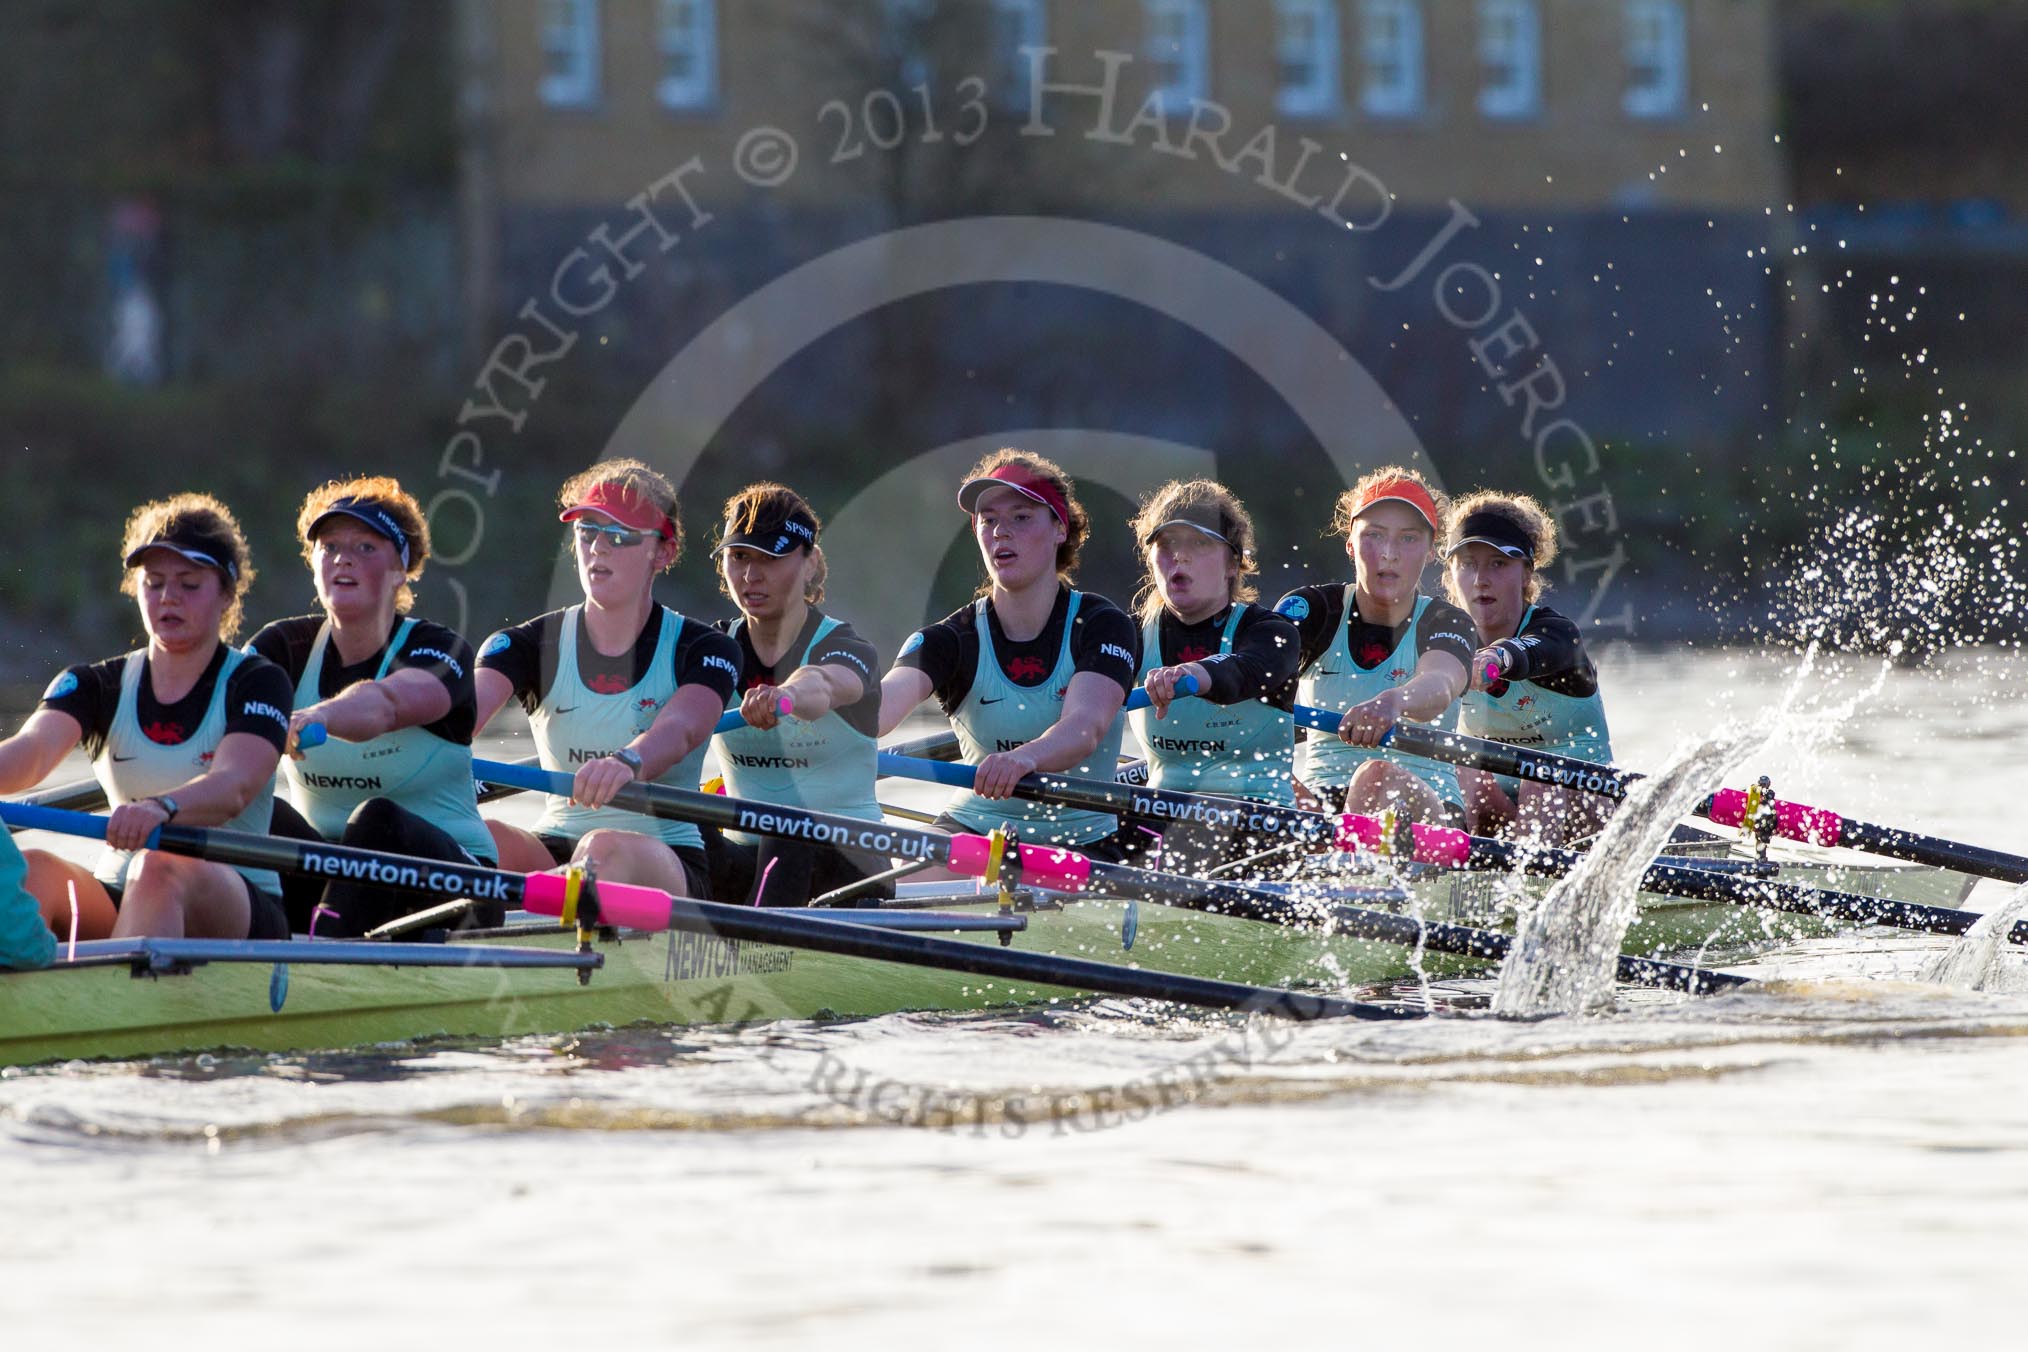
148, 795, 181, 822
610, 747, 644, 780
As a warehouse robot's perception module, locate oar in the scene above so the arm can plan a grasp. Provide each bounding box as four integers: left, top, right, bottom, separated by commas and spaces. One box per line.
878, 750, 2006, 947
0, 800, 1410, 1023
472, 758, 1747, 996
1312, 711, 2028, 886
5, 775, 111, 820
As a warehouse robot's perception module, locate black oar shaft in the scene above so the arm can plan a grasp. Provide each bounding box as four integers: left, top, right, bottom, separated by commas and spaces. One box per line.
1383, 721, 2028, 886
1469, 825, 1991, 938
1828, 820, 2028, 887
478, 762, 1752, 994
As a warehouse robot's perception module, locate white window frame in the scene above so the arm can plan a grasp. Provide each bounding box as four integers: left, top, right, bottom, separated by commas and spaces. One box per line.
1144, 0, 1210, 110
992, 0, 1048, 110
1476, 0, 1540, 121
1623, 0, 1687, 119
1275, 0, 1341, 119
539, 0, 601, 109
1359, 0, 1423, 118
655, 0, 717, 111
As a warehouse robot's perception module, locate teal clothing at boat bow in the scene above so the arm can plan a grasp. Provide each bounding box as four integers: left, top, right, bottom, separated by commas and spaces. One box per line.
0, 830, 54, 970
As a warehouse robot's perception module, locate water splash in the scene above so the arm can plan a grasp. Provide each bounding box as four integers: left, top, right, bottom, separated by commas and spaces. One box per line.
1494, 728, 1764, 1019
1920, 884, 2028, 994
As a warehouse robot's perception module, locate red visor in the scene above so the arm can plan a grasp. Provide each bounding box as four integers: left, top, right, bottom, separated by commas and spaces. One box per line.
558, 482, 676, 539
957, 465, 1070, 526
1349, 477, 1440, 533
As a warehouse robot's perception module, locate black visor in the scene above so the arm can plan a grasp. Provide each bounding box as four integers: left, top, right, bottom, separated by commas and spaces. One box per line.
1447, 510, 1536, 564
718, 506, 819, 557
124, 523, 240, 582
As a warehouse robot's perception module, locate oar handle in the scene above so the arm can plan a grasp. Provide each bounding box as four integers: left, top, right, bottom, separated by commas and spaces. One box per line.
711, 694, 796, 736
296, 722, 329, 750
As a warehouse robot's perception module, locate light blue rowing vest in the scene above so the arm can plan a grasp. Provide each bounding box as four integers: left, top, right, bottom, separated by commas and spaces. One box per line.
715, 615, 881, 845
1294, 589, 1461, 803
1130, 606, 1295, 805
532, 605, 708, 852
95, 647, 280, 898
945, 592, 1127, 847
1459, 605, 1614, 769
285, 619, 496, 863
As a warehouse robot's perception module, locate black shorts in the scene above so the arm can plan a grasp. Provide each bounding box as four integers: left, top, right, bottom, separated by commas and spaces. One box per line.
535, 832, 711, 898
106, 871, 290, 941
702, 825, 894, 907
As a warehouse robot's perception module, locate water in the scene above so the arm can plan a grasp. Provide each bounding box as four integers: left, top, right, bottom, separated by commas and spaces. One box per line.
1494, 730, 1759, 1017
5, 647, 2028, 1345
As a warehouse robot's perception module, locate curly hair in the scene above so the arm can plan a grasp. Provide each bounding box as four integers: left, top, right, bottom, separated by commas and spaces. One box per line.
1128, 478, 1260, 624
558, 458, 683, 573
295, 475, 430, 614
119, 493, 258, 641
717, 481, 828, 604
963, 447, 1090, 593
1326, 464, 1451, 539
1443, 489, 1558, 604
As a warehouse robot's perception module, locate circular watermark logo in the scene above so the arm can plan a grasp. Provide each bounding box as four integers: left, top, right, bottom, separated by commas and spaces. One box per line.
438, 41, 1632, 1126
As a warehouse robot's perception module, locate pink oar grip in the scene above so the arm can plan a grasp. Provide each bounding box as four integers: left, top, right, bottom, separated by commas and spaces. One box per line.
521, 872, 678, 931
945, 834, 1094, 892
1706, 788, 1844, 847
1333, 814, 1471, 867
776, 695, 793, 715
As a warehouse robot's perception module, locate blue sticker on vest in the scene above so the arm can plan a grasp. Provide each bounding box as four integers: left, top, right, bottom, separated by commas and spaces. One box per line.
899, 631, 926, 658
480, 631, 512, 659
42, 670, 78, 701
1276, 595, 1310, 621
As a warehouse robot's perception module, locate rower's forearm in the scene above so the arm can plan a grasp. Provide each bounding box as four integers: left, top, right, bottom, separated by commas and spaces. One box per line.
781, 668, 839, 720
156, 771, 265, 825
1019, 721, 1105, 773
313, 683, 401, 742
0, 740, 63, 795
1396, 673, 1462, 722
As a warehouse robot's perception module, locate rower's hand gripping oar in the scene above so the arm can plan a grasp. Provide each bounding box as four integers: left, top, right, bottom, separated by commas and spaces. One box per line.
0, 799, 1418, 1023
1316, 706, 2028, 886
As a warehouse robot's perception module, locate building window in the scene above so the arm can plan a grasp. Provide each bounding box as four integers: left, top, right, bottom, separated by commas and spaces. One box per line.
1476, 0, 1540, 120
656, 0, 717, 110
1144, 0, 1210, 109
1359, 0, 1423, 118
1276, 0, 1341, 118
992, 0, 1047, 109
1623, 0, 1687, 119
540, 0, 601, 108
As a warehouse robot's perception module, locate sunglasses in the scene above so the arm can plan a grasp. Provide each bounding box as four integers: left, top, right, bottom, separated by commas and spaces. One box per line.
572, 521, 652, 548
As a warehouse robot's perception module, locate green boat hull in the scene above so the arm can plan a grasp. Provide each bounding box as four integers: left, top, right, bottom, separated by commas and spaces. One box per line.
0, 847, 1974, 1067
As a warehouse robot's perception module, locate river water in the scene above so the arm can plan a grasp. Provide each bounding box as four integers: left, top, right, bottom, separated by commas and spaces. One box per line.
3, 647, 2025, 1347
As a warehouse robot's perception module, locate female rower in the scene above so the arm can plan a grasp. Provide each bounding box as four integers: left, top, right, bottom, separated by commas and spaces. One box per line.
1443, 490, 1615, 844
1132, 480, 1301, 870
474, 460, 740, 899
0, 495, 290, 940
1275, 466, 1473, 826
709, 483, 887, 906
879, 449, 1140, 864
248, 478, 497, 937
